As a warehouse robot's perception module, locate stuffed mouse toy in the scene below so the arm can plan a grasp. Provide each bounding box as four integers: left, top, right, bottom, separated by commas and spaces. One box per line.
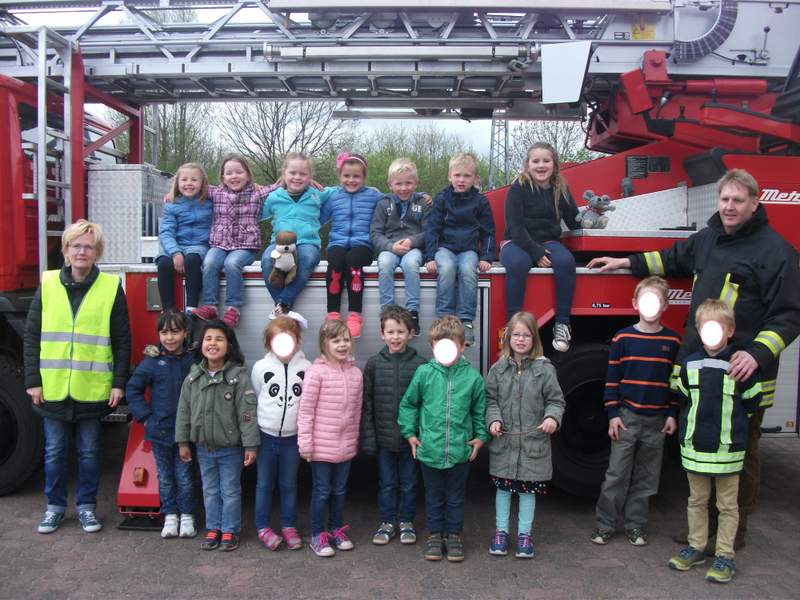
580, 190, 615, 229
268, 230, 298, 288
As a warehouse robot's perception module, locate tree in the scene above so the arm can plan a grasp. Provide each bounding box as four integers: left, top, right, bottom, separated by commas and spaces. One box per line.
508, 120, 602, 175
149, 103, 225, 176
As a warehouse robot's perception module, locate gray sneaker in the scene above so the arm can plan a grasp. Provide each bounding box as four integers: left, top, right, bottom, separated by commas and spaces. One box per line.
78, 510, 103, 533
372, 522, 396, 545
37, 510, 65, 534
462, 321, 475, 346
552, 322, 571, 352
399, 522, 417, 544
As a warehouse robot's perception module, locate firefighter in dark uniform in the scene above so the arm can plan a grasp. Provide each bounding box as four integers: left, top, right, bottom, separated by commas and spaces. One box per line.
588, 168, 800, 548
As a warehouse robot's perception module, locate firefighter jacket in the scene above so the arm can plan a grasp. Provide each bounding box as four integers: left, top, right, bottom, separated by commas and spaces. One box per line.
628, 204, 800, 407
673, 346, 761, 475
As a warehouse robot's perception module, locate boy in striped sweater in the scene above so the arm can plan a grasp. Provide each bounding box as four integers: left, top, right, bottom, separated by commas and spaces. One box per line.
591, 276, 681, 546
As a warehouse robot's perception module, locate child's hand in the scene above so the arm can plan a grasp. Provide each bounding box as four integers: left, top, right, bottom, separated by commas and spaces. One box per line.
422, 193, 433, 206
179, 444, 192, 463
662, 416, 677, 435
467, 438, 483, 461
489, 421, 503, 437
608, 416, 627, 441
172, 253, 185, 274
243, 450, 257, 466
300, 452, 311, 462
536, 251, 552, 268
537, 416, 558, 434
163, 193, 172, 204
424, 260, 437, 274
392, 240, 411, 255
407, 436, 421, 459
311, 179, 324, 191
478, 260, 491, 272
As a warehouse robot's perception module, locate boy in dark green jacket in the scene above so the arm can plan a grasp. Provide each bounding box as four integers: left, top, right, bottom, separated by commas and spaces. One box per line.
398, 316, 489, 562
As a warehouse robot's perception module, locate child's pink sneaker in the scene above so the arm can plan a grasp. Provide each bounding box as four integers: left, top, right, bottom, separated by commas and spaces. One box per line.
258, 527, 282, 551
282, 527, 303, 550
221, 306, 240, 328
192, 305, 217, 320
325, 311, 341, 322
330, 525, 354, 550
346, 313, 363, 339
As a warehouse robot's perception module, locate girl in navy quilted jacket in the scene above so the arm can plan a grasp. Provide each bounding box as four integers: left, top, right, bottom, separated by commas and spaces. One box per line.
319, 152, 383, 339
156, 163, 212, 313
126, 310, 197, 540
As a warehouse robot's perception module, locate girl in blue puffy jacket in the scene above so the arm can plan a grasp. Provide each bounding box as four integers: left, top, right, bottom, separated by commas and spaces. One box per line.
319, 152, 383, 339
157, 163, 212, 313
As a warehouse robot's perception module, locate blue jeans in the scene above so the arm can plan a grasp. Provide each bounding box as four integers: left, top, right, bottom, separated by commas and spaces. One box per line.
261, 243, 321, 310
419, 462, 470, 534
377, 249, 423, 311
377, 447, 418, 523
43, 417, 101, 513
434, 248, 479, 321
495, 489, 536, 534
254, 432, 300, 530
196, 445, 243, 533
309, 460, 351, 536
500, 240, 576, 323
151, 442, 196, 516
201, 247, 256, 308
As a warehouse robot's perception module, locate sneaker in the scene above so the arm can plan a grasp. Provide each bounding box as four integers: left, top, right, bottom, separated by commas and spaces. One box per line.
179, 514, 196, 538
424, 533, 443, 561
590, 528, 613, 545
489, 530, 509, 556
409, 311, 420, 336
399, 522, 417, 545
462, 321, 475, 346
626, 528, 648, 546
668, 546, 707, 571
37, 510, 65, 534
552, 322, 571, 352
161, 513, 179, 539
221, 306, 240, 328
258, 527, 283, 551
515, 533, 535, 559
346, 312, 363, 339
325, 311, 341, 322
705, 555, 736, 583
219, 532, 239, 552
78, 510, 103, 533
445, 533, 465, 562
372, 522, 396, 545
310, 532, 335, 557
331, 525, 354, 550
282, 526, 303, 550
192, 305, 217, 321
201, 529, 221, 551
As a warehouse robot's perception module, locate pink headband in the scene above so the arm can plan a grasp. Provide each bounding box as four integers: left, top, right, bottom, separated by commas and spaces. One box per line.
336, 151, 368, 173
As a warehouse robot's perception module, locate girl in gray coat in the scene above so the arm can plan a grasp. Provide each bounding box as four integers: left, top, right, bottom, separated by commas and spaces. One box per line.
485, 312, 565, 559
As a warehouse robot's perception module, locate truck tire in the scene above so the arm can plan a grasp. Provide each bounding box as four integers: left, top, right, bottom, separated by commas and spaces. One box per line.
551, 344, 611, 497
0, 355, 42, 495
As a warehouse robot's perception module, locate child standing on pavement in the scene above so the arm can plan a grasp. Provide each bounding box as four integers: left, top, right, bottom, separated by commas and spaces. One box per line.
398, 316, 490, 562
668, 299, 761, 584
370, 158, 431, 335
156, 163, 212, 313
591, 276, 681, 547
297, 319, 364, 557
360, 305, 427, 546
250, 315, 311, 551
175, 320, 260, 552
425, 153, 496, 346
485, 312, 565, 559
127, 310, 197, 539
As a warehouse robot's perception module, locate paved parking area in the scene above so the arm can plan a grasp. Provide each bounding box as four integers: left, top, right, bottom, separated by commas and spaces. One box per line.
1, 424, 799, 600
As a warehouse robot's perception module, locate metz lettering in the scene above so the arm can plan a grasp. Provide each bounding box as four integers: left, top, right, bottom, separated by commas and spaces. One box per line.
759, 189, 800, 204
668, 289, 691, 305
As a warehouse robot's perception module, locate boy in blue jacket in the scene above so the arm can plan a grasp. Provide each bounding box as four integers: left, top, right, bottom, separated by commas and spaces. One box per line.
424, 153, 496, 346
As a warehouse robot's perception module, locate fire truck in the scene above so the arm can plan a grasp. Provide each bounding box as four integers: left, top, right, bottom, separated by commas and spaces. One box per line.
0, 1, 798, 511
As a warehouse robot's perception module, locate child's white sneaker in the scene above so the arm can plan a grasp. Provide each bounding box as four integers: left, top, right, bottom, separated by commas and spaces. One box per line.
179, 514, 197, 538
161, 513, 179, 538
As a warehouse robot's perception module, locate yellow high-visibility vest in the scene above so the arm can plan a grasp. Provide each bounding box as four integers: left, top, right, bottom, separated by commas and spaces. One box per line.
39, 269, 118, 402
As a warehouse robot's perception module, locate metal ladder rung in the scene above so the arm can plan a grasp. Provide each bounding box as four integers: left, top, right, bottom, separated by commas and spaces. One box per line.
46, 179, 70, 189
46, 127, 68, 140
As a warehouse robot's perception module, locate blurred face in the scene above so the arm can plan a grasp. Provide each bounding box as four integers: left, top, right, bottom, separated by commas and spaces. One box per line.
324, 333, 352, 363
634, 287, 667, 325
222, 160, 250, 191
177, 167, 204, 198
433, 337, 464, 367
159, 325, 188, 354
270, 331, 299, 364
389, 174, 418, 202
202, 328, 228, 366
64, 232, 98, 271
381, 318, 411, 353
526, 148, 555, 186
698, 317, 733, 354
284, 159, 312, 195
339, 163, 366, 193
448, 167, 478, 193
718, 182, 758, 234
509, 322, 534, 358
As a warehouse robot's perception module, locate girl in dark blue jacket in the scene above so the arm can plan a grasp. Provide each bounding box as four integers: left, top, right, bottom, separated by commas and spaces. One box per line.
126, 310, 197, 539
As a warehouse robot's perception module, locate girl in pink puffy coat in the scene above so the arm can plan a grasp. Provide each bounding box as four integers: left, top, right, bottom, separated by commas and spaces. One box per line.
297, 319, 363, 558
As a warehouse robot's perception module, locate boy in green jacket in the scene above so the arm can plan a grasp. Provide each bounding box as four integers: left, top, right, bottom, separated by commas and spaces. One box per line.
398, 315, 489, 562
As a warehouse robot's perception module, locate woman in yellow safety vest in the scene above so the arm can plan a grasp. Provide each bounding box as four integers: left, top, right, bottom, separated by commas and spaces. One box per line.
24, 220, 131, 535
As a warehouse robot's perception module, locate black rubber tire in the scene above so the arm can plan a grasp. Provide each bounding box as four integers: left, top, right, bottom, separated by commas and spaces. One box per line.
0, 355, 42, 495
550, 344, 611, 497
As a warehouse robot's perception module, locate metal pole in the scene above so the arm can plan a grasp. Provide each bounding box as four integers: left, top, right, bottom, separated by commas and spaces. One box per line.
37, 27, 48, 275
